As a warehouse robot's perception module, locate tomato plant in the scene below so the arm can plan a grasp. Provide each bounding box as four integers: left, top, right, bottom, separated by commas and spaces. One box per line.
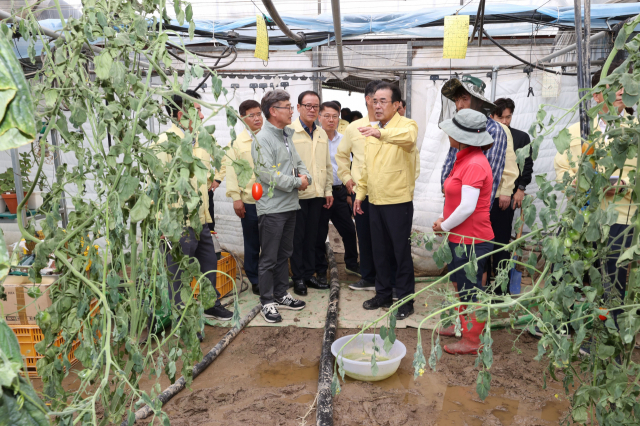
334, 14, 640, 426
0, 0, 281, 423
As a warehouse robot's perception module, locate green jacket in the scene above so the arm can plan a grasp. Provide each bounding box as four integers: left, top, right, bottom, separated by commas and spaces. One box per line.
251, 119, 312, 216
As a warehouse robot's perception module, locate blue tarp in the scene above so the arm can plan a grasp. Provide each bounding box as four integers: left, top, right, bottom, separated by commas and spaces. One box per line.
11, 3, 640, 55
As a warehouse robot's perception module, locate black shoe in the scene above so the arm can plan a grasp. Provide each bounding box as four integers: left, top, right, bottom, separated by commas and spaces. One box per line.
363, 295, 393, 310
349, 279, 375, 291
197, 331, 204, 342
307, 276, 329, 290
252, 284, 260, 295
275, 293, 306, 310
345, 264, 361, 277
315, 274, 328, 286
579, 344, 591, 357
392, 288, 398, 301
261, 303, 282, 323
293, 279, 308, 296
528, 326, 544, 338
395, 304, 414, 320
203, 305, 233, 321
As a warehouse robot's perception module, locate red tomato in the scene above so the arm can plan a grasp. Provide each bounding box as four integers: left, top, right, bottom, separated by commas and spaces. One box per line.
252, 183, 263, 201
598, 308, 608, 321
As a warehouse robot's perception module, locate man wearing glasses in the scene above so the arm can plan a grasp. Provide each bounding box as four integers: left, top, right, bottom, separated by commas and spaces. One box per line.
315, 101, 359, 287
353, 83, 419, 320
286, 90, 332, 296
252, 90, 311, 323
222, 99, 264, 295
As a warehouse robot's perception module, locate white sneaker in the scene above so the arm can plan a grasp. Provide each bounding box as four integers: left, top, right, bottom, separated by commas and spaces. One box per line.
261, 303, 282, 323
275, 293, 306, 310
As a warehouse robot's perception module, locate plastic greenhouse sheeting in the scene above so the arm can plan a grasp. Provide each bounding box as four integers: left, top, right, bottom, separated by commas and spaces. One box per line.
12, 3, 640, 54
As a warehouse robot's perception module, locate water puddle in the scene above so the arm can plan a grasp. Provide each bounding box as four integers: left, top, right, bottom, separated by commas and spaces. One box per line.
253, 359, 319, 387
345, 367, 567, 424
251, 359, 567, 423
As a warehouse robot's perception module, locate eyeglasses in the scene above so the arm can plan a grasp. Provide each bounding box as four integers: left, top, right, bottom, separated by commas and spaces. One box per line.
273, 106, 294, 112
373, 100, 392, 106
245, 113, 263, 119
301, 103, 320, 111
321, 114, 339, 120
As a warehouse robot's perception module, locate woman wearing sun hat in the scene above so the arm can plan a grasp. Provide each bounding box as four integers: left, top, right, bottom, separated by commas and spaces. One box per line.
433, 108, 495, 355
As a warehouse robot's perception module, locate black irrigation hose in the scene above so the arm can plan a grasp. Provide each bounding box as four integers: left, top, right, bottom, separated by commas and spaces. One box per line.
481, 28, 578, 76
316, 242, 341, 426
125, 304, 261, 425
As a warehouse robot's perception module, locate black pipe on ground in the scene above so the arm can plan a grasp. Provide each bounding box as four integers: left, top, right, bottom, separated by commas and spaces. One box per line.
316, 242, 341, 426
125, 304, 261, 425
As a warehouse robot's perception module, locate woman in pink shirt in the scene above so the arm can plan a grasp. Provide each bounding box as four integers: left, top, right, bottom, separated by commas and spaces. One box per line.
433, 109, 495, 355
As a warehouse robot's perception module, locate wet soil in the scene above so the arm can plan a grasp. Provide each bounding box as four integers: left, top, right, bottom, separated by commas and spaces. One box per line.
142, 326, 569, 426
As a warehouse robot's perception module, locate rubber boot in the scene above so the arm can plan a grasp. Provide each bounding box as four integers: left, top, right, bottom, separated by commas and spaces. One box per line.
437, 305, 461, 337
444, 311, 485, 355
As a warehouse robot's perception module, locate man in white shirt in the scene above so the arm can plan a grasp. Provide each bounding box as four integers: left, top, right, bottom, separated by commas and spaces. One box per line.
315, 102, 359, 283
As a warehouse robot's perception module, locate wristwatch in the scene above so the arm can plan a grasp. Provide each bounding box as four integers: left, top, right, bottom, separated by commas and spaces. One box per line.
518, 185, 526, 191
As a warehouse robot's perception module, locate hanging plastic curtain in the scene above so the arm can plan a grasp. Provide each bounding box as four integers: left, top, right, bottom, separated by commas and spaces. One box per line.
442, 15, 470, 59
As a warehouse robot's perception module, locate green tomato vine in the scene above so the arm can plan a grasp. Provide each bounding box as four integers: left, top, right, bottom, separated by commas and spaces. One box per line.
333, 15, 640, 426
0, 0, 271, 423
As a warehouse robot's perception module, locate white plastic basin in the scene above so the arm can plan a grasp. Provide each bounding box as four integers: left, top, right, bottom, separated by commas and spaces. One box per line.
331, 333, 406, 382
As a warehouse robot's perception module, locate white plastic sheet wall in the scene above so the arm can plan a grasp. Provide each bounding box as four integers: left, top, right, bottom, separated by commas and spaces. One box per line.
412, 71, 580, 238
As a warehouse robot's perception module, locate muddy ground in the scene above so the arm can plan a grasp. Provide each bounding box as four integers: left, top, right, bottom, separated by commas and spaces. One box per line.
145, 326, 569, 426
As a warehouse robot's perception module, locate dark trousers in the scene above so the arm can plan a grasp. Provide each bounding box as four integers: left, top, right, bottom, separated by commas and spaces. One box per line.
605, 223, 632, 319
291, 197, 325, 281
208, 190, 215, 231
165, 226, 221, 308
258, 211, 296, 305
448, 241, 494, 303
315, 186, 359, 275
369, 202, 415, 304
241, 204, 260, 286
351, 194, 397, 285
488, 200, 515, 295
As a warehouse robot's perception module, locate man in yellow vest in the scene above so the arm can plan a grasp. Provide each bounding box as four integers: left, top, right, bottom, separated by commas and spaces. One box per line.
336, 80, 397, 292
333, 100, 350, 134
554, 62, 636, 348
288, 90, 332, 296
353, 82, 419, 320
156, 90, 233, 321
223, 99, 264, 295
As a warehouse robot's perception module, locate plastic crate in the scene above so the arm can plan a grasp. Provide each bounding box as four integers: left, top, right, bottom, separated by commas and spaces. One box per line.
10, 325, 80, 378
11, 299, 97, 378
191, 251, 237, 299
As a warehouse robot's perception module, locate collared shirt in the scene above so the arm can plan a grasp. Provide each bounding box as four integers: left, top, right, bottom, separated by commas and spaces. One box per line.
440, 116, 507, 207
300, 118, 316, 138
327, 131, 343, 186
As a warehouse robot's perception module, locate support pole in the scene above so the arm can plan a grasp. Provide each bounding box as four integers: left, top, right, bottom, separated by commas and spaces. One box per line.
50, 130, 68, 228
316, 242, 340, 426
490, 66, 499, 102
573, 0, 590, 141
406, 41, 412, 119
330, 0, 345, 73
539, 31, 606, 63
312, 47, 321, 95
10, 149, 26, 226
126, 305, 261, 425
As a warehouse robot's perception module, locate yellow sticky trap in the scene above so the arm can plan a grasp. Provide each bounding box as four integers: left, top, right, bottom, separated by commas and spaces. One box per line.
255, 14, 269, 61
443, 15, 470, 59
